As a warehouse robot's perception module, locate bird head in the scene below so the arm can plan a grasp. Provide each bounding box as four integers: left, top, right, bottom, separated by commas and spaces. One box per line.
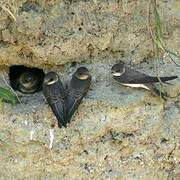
44, 72, 59, 85
75, 67, 90, 80
111, 62, 126, 76
19, 71, 38, 92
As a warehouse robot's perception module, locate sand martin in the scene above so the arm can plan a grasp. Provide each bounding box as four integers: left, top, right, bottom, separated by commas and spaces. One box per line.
66, 67, 91, 122
111, 62, 178, 99
43, 72, 67, 127
18, 71, 40, 94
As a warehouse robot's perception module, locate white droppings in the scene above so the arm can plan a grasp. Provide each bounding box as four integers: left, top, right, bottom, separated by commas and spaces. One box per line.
100, 114, 106, 121
24, 120, 28, 126
30, 129, 34, 140
92, 76, 96, 82
49, 128, 55, 149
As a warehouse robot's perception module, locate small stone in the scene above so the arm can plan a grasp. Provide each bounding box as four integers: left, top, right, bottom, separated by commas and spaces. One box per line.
2, 29, 13, 42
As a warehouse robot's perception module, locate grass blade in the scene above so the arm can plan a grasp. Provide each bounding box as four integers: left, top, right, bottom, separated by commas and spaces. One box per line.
151, 1, 180, 65
0, 86, 17, 105
0, 98, 3, 109
154, 5, 162, 38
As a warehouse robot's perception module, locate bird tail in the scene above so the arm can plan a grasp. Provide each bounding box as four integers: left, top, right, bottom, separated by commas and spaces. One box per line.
160, 76, 178, 82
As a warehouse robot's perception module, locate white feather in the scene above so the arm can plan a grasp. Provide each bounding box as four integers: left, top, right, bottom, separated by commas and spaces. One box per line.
121, 83, 150, 90
46, 80, 57, 85
113, 72, 124, 76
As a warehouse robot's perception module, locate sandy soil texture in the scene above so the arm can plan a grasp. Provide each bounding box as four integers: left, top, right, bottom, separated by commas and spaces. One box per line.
0, 1, 179, 179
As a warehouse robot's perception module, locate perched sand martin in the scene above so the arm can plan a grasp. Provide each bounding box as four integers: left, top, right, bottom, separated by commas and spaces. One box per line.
66, 67, 91, 122
111, 62, 178, 100
43, 72, 67, 127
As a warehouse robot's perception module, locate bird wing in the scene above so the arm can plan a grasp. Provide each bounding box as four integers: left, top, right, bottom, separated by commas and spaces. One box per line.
66, 88, 84, 123
43, 82, 67, 127
49, 95, 67, 127
66, 75, 91, 123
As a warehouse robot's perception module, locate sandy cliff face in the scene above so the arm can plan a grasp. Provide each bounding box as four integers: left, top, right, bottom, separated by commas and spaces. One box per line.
0, 0, 179, 67
0, 1, 179, 179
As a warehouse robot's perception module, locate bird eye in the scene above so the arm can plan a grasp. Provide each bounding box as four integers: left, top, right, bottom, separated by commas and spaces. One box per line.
49, 78, 54, 82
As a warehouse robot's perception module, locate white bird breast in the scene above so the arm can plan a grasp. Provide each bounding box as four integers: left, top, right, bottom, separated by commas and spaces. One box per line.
121, 83, 150, 90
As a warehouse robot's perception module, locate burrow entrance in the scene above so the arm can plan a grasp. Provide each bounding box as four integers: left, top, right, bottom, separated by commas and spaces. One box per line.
9, 65, 45, 94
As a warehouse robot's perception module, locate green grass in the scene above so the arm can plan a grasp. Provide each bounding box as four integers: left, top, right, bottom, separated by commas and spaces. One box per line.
147, 1, 180, 99
151, 1, 180, 65
0, 86, 18, 105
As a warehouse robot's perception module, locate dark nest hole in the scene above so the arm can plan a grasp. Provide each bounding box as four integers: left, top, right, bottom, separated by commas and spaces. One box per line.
9, 65, 45, 94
